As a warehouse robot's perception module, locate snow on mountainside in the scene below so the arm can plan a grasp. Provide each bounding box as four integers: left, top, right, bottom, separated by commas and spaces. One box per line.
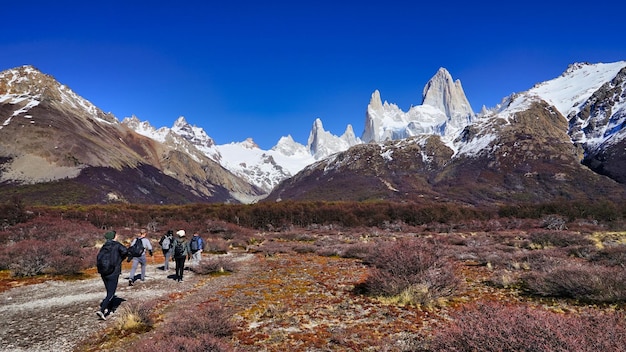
5, 61, 625, 203
307, 118, 361, 159
0, 65, 115, 128
125, 115, 362, 192
485, 61, 626, 150
126, 62, 626, 194
361, 68, 474, 146
266, 61, 626, 204
124, 116, 315, 192
123, 67, 479, 193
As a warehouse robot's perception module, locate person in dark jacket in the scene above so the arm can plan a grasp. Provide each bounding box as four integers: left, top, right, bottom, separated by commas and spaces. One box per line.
172, 230, 191, 282
97, 231, 128, 320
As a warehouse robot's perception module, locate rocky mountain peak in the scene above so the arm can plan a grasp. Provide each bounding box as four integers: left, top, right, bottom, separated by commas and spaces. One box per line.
362, 68, 474, 144
171, 116, 215, 149
421, 67, 474, 120
307, 118, 360, 159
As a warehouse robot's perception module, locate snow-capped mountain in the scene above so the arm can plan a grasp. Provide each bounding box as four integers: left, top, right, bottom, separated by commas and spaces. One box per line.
2, 61, 625, 205
0, 66, 263, 204
124, 116, 360, 193
361, 68, 474, 145
266, 61, 626, 204
123, 67, 474, 192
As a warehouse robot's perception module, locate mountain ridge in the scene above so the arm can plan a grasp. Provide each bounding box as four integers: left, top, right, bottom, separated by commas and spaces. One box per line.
1, 61, 625, 205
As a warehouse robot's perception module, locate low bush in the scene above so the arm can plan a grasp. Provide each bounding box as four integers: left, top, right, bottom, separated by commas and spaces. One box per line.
527, 230, 593, 248
0, 238, 97, 276
162, 301, 235, 338
358, 239, 461, 305
131, 334, 232, 352
338, 242, 373, 260
192, 256, 239, 275
424, 301, 626, 352
6, 240, 51, 276
521, 262, 626, 303
205, 238, 229, 254
590, 244, 626, 267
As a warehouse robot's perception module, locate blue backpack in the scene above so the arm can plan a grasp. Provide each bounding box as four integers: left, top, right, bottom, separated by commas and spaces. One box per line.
190, 236, 202, 252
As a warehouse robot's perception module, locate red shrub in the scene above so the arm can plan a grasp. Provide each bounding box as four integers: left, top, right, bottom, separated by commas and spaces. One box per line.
521, 262, 626, 303
5, 239, 51, 276
205, 238, 230, 254
359, 238, 461, 304
528, 230, 593, 248
131, 334, 233, 352
590, 244, 626, 267
164, 301, 235, 338
426, 301, 626, 352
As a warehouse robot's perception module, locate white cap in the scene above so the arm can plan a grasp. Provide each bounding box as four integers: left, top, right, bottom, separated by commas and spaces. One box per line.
176, 230, 186, 237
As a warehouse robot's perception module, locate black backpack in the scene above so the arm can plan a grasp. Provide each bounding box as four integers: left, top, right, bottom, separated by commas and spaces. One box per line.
173, 239, 185, 258
96, 242, 116, 276
128, 237, 145, 257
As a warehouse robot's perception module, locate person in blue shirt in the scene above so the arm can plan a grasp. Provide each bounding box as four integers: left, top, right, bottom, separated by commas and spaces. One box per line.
190, 232, 204, 265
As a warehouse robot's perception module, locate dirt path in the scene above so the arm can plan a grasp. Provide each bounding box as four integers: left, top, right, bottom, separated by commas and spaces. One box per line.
0, 253, 256, 352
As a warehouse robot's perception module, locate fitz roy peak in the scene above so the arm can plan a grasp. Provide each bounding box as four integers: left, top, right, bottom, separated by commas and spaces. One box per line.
266, 61, 626, 204
361, 68, 474, 144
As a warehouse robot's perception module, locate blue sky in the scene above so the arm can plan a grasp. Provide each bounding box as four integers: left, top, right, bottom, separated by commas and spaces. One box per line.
2, 1, 625, 149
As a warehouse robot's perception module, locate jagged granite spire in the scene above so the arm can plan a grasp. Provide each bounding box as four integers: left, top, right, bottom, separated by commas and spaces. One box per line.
422, 67, 474, 119
362, 68, 474, 143
307, 118, 361, 159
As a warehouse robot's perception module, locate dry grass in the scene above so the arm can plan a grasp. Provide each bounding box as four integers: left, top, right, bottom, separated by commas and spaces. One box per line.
3, 224, 626, 351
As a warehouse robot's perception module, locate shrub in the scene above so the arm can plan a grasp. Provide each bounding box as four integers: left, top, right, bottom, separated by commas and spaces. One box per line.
339, 242, 374, 260
590, 244, 626, 267
0, 237, 97, 276
521, 262, 626, 303
131, 334, 232, 352
6, 240, 51, 276
191, 256, 239, 275
163, 301, 235, 338
424, 301, 626, 352
541, 214, 568, 230
358, 239, 461, 305
528, 230, 593, 248
205, 238, 229, 254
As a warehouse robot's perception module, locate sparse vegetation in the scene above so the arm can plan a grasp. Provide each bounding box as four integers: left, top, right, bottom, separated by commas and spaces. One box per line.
1, 200, 626, 350
422, 301, 626, 352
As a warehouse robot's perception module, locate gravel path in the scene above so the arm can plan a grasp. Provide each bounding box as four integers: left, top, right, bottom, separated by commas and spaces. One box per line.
0, 254, 255, 352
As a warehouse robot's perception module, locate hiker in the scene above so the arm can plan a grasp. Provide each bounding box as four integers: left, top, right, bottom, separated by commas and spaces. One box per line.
96, 230, 128, 320
172, 230, 191, 282
159, 229, 174, 271
190, 232, 205, 265
128, 228, 153, 286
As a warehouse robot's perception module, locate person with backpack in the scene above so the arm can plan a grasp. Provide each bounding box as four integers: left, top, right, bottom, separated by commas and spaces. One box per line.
159, 230, 174, 271
172, 230, 191, 282
128, 228, 153, 286
190, 232, 205, 266
96, 230, 128, 320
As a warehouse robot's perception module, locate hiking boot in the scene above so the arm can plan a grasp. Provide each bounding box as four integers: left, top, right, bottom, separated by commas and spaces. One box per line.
128, 279, 133, 286
96, 311, 106, 320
